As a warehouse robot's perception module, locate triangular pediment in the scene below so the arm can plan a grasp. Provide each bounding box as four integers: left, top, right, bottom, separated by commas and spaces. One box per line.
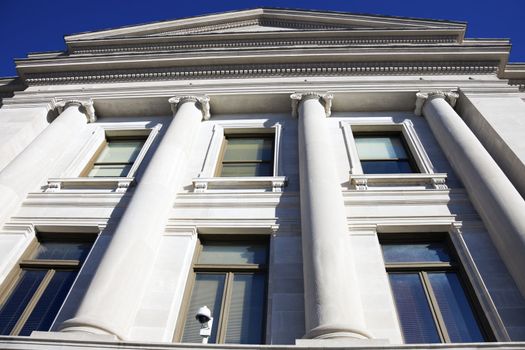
65, 8, 465, 41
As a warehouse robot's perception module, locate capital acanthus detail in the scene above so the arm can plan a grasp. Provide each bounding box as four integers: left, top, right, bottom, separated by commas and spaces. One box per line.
414, 91, 459, 116
55, 98, 96, 123
169, 95, 210, 120
290, 92, 333, 118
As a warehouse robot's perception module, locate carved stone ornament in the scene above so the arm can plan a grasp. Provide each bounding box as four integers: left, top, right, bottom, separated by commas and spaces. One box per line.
290, 92, 333, 118
25, 61, 499, 86
414, 91, 459, 116
55, 99, 96, 123
168, 95, 210, 120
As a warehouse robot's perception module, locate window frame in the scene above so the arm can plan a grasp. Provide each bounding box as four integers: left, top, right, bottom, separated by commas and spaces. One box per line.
80, 130, 153, 178
199, 122, 282, 179
353, 132, 418, 175
340, 119, 435, 175
59, 123, 161, 180
193, 121, 286, 192
214, 134, 275, 178
175, 236, 269, 344
380, 233, 495, 344
0, 232, 96, 336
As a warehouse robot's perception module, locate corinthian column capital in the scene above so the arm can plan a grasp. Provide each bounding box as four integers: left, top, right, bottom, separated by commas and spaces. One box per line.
169, 95, 210, 120
55, 98, 96, 122
291, 92, 333, 118
414, 90, 459, 116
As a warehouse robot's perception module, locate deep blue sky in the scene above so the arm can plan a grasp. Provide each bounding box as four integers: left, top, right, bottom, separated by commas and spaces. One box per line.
2, 0, 524, 78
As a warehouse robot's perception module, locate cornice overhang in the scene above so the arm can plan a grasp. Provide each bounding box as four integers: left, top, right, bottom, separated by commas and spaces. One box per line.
3, 80, 516, 117
15, 45, 510, 80
502, 63, 525, 91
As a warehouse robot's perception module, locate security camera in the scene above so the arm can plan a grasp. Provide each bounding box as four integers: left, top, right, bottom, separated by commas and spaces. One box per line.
195, 305, 212, 324
195, 306, 213, 344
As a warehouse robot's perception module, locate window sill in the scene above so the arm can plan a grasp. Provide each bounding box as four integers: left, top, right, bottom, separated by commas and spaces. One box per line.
349, 173, 447, 190
45, 177, 134, 193
192, 176, 287, 193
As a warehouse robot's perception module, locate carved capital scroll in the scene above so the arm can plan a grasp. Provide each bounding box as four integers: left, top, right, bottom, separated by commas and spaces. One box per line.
290, 92, 333, 118
168, 95, 210, 120
55, 98, 96, 123
414, 91, 459, 116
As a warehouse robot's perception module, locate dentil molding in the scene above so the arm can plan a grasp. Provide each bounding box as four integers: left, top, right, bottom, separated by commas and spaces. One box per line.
70, 36, 458, 55
23, 60, 499, 86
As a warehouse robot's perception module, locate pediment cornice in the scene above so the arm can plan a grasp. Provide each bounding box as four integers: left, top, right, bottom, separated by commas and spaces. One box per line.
67, 29, 463, 56
64, 8, 466, 42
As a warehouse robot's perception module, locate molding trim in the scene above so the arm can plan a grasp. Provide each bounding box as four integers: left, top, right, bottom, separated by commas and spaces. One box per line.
55, 98, 96, 122
168, 95, 210, 120
70, 36, 459, 55
23, 61, 499, 86
349, 173, 448, 190
142, 18, 359, 37
290, 91, 333, 117
414, 90, 459, 116
508, 79, 525, 92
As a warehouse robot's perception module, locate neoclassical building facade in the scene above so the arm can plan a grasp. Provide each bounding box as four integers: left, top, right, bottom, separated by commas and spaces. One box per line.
1, 8, 525, 350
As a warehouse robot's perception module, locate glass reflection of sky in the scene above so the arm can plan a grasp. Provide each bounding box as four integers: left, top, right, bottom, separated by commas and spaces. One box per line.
382, 243, 451, 263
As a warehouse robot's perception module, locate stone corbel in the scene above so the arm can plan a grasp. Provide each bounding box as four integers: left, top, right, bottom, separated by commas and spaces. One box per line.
55, 98, 96, 123
169, 95, 210, 120
431, 177, 449, 190
290, 92, 333, 118
414, 91, 459, 116
352, 178, 368, 190
193, 180, 208, 193
272, 179, 287, 193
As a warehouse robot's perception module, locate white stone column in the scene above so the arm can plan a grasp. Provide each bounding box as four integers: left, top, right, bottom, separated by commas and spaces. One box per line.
416, 91, 525, 299
59, 95, 209, 339
0, 99, 95, 226
291, 92, 370, 340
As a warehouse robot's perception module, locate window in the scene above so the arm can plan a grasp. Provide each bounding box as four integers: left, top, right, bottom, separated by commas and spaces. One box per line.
83, 136, 146, 177
179, 239, 268, 344
381, 237, 490, 343
216, 135, 274, 177
355, 134, 416, 174
0, 233, 94, 336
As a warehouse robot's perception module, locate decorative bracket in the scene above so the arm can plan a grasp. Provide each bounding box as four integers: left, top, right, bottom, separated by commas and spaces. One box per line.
55, 98, 96, 123
414, 91, 459, 116
290, 92, 333, 118
169, 95, 210, 120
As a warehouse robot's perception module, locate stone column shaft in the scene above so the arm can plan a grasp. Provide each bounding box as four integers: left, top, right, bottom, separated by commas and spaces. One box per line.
0, 99, 94, 225
418, 91, 525, 298
293, 93, 370, 340
59, 96, 209, 339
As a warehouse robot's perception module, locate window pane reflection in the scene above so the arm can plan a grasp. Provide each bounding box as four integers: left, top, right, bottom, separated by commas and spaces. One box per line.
225, 273, 265, 344
428, 273, 484, 342
182, 274, 225, 343
389, 273, 441, 344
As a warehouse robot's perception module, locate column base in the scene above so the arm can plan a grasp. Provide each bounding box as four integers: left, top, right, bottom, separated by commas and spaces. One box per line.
303, 324, 371, 340
30, 331, 118, 342
58, 317, 124, 340
296, 338, 389, 347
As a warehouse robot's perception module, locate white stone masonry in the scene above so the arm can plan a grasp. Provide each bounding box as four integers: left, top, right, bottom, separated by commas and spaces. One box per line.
292, 92, 370, 340
0, 99, 95, 226
416, 91, 525, 300
59, 96, 209, 339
